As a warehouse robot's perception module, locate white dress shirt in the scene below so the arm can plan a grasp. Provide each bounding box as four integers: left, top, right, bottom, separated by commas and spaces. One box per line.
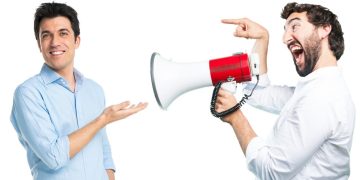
244, 67, 355, 180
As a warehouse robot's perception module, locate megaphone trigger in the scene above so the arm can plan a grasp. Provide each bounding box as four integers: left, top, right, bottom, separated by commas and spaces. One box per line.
220, 80, 237, 94
250, 54, 260, 76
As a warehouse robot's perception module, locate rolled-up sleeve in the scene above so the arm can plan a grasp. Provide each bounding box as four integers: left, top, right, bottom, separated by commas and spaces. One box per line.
101, 128, 116, 171
11, 86, 70, 170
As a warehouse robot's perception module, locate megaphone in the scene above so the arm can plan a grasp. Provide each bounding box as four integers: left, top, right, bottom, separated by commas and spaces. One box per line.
150, 52, 260, 110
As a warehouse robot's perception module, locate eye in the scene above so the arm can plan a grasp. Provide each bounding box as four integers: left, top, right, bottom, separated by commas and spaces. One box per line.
60, 31, 69, 37
41, 33, 49, 39
291, 23, 300, 32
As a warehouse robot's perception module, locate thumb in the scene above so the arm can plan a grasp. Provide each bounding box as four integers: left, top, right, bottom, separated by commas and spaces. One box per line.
234, 24, 249, 38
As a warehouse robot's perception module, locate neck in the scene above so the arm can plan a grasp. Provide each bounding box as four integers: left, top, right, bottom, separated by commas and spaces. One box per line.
313, 41, 337, 72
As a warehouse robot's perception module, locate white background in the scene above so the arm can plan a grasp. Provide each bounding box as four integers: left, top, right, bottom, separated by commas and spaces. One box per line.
0, 0, 358, 179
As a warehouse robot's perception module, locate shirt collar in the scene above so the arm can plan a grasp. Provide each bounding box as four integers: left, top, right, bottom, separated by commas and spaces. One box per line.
74, 68, 84, 87
40, 63, 84, 87
40, 64, 61, 85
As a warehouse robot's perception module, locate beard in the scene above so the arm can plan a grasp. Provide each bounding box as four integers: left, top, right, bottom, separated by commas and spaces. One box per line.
293, 32, 322, 77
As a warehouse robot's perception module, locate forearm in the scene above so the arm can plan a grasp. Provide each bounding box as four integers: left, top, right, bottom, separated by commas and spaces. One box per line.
107, 169, 115, 180
68, 115, 107, 158
68, 101, 147, 158
252, 30, 269, 75
246, 83, 295, 114
229, 110, 257, 155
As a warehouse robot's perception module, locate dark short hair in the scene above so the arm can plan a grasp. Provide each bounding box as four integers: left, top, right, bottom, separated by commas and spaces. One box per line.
34, 2, 80, 40
281, 2, 344, 60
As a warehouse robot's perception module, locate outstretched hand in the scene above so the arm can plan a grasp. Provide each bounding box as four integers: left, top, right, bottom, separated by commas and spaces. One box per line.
222, 18, 269, 75
101, 101, 148, 124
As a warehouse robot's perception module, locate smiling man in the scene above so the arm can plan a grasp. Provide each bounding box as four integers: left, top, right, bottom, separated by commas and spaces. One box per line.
10, 2, 147, 180
216, 2, 355, 179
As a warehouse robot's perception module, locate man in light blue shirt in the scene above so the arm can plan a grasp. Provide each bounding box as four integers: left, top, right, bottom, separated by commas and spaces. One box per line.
10, 2, 147, 180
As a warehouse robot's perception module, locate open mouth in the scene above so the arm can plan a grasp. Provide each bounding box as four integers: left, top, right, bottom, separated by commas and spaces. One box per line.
289, 43, 304, 65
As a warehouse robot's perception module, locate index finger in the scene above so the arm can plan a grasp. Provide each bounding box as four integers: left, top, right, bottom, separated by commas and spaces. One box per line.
222, 19, 240, 25
124, 102, 148, 115
221, 18, 247, 25
130, 102, 148, 112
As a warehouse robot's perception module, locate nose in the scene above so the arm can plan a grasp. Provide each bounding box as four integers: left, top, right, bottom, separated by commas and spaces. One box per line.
282, 29, 293, 45
50, 34, 60, 47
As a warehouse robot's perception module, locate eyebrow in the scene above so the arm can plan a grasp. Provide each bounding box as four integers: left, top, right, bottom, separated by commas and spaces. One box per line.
59, 28, 70, 32
40, 30, 50, 36
283, 17, 301, 30
40, 28, 71, 35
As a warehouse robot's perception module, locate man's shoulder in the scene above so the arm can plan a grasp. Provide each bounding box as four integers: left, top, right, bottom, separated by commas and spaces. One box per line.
82, 77, 103, 89
80, 77, 105, 95
12, 74, 45, 101
16, 74, 43, 91
74, 68, 103, 90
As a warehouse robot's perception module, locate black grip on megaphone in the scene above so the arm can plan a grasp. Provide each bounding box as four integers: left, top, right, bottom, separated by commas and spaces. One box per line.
210, 75, 259, 120
210, 81, 242, 118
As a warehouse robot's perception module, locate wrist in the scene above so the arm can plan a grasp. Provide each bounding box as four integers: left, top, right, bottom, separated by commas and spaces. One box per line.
261, 29, 269, 40
97, 114, 109, 127
225, 110, 243, 126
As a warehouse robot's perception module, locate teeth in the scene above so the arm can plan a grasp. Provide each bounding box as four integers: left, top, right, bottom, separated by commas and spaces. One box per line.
291, 46, 301, 52
50, 51, 64, 55
290, 46, 303, 54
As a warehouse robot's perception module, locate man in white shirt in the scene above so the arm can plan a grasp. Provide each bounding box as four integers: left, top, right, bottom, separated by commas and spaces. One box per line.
216, 2, 355, 179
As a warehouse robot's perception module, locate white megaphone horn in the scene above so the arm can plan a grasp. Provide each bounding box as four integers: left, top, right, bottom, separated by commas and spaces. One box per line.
150, 52, 260, 110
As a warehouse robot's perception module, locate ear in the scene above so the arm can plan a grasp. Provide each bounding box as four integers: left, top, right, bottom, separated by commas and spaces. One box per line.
37, 40, 43, 53
318, 24, 332, 39
75, 35, 81, 49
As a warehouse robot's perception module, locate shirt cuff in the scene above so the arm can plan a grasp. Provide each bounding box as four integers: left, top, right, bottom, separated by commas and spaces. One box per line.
244, 73, 271, 90
104, 157, 116, 172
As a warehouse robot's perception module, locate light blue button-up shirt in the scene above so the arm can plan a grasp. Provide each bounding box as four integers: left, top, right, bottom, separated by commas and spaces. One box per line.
11, 64, 115, 180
